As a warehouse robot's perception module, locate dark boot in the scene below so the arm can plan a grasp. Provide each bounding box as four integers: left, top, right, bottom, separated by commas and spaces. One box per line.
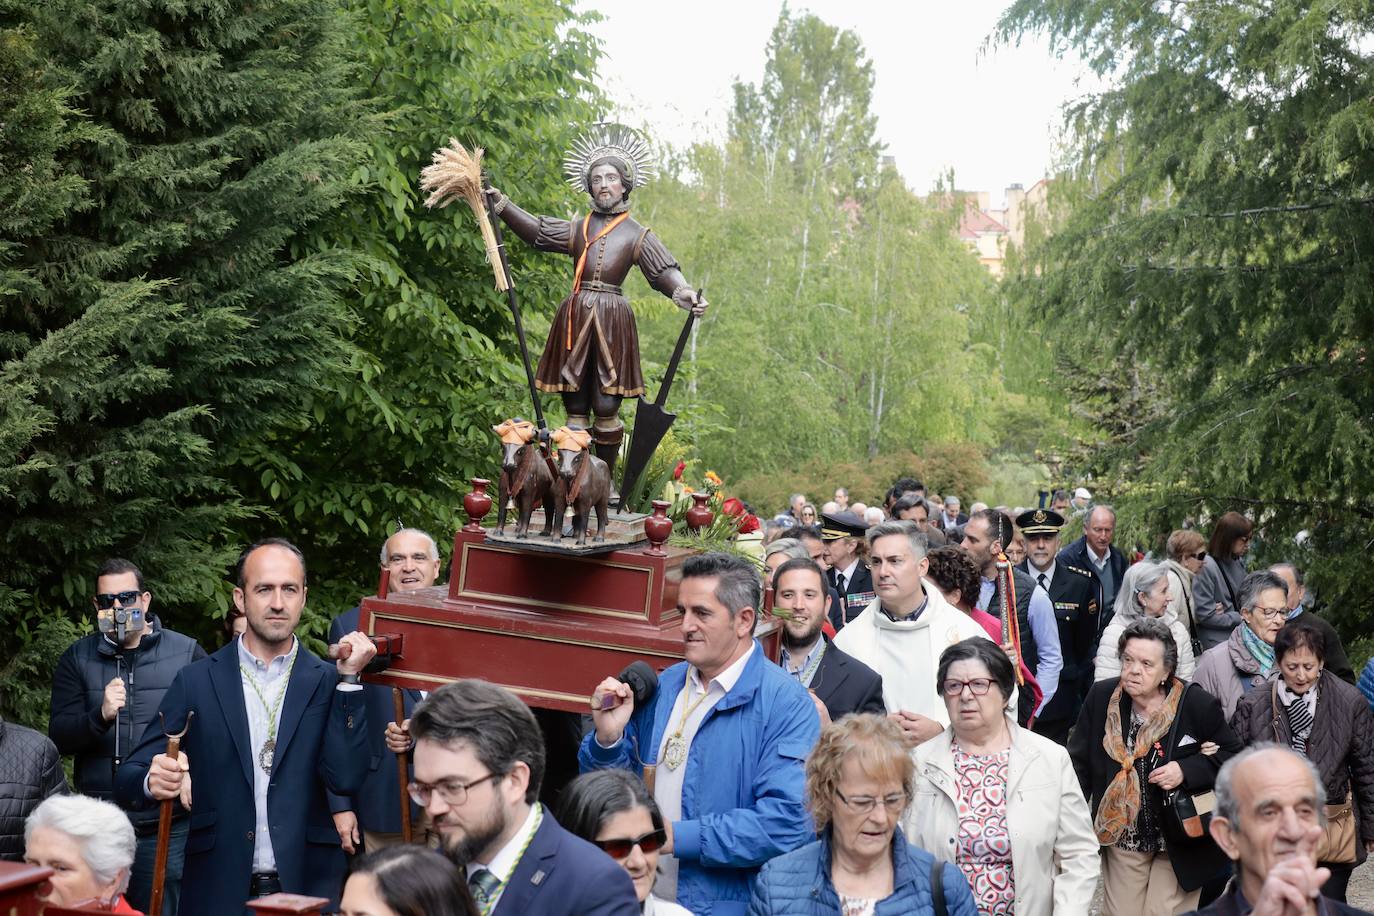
591, 423, 623, 500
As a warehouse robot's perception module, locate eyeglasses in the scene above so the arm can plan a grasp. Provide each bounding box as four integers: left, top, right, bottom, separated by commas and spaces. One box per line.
834, 788, 907, 815
385, 552, 433, 566
94, 591, 142, 609
592, 828, 667, 859
407, 771, 503, 807
1248, 606, 1288, 621
941, 678, 994, 696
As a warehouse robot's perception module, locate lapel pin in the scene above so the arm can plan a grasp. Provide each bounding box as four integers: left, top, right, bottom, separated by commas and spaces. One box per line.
531, 870, 546, 886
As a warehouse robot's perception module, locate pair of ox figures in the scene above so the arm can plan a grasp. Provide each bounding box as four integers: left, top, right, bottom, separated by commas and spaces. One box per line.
492, 419, 610, 546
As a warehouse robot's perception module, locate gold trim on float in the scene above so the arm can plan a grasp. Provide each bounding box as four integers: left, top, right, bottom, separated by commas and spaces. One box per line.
455, 541, 658, 621
367, 611, 684, 659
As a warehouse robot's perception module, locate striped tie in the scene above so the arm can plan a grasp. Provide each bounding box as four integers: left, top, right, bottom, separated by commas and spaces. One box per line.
1285, 696, 1315, 755
469, 868, 502, 909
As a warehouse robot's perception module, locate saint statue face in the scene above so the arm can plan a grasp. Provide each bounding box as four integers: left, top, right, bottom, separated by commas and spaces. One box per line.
588, 161, 627, 211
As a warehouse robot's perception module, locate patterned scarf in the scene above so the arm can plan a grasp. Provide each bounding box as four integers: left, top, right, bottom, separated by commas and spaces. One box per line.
1239, 622, 1276, 674
1095, 679, 1185, 844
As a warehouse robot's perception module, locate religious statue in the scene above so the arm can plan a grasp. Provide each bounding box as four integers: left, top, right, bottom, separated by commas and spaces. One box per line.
480, 125, 707, 482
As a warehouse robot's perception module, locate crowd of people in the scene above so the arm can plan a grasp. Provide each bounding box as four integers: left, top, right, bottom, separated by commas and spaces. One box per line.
1, 478, 1371, 916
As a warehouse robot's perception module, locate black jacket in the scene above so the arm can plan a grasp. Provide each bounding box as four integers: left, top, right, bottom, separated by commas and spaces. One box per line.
810, 640, 885, 720
1058, 537, 1128, 633
48, 616, 205, 825
1229, 671, 1374, 864
0, 720, 67, 860
831, 564, 875, 625
1070, 678, 1243, 891
1021, 559, 1101, 723
1184, 882, 1372, 915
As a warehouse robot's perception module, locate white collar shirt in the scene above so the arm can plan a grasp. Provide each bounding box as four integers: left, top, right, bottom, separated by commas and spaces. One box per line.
653, 641, 756, 901
465, 802, 542, 909
236, 635, 299, 874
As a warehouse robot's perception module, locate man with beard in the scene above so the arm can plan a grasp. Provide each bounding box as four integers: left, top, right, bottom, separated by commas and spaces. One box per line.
1015, 508, 1098, 743
961, 510, 1063, 724
582, 553, 818, 914
770, 557, 884, 723
326, 528, 440, 854
485, 124, 705, 483
406, 680, 638, 915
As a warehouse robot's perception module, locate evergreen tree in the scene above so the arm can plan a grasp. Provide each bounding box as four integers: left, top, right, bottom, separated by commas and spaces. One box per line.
0, 0, 372, 696
999, 0, 1374, 642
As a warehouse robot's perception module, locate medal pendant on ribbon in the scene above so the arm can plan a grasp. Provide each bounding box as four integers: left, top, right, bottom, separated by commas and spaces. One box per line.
663, 735, 686, 771
258, 738, 276, 774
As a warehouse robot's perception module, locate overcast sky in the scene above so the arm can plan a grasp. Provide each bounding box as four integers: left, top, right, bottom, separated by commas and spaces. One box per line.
582, 0, 1099, 208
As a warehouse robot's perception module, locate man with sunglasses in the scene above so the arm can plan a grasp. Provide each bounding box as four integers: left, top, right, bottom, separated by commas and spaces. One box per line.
49, 558, 205, 915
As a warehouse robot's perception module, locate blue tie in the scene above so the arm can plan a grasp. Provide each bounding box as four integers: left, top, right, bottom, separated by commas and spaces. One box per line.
469, 868, 502, 907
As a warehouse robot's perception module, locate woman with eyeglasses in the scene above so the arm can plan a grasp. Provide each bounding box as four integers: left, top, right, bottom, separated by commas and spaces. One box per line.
1193, 570, 1291, 719
748, 715, 978, 915
904, 638, 1097, 915
338, 844, 478, 916
1229, 617, 1374, 903
1191, 511, 1253, 650
1070, 618, 1242, 916
556, 770, 690, 915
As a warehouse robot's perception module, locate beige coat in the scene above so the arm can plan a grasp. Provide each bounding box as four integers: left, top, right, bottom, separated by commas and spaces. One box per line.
904, 718, 1099, 915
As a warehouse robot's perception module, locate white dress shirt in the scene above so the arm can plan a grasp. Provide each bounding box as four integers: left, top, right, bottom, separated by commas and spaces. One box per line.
465, 802, 542, 911
237, 635, 299, 873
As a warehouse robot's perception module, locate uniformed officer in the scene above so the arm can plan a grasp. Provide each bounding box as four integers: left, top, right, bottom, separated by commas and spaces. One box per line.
1016, 508, 1099, 744
819, 511, 876, 625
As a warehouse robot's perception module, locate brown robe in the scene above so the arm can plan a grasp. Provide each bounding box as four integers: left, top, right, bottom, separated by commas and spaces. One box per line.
498, 202, 687, 398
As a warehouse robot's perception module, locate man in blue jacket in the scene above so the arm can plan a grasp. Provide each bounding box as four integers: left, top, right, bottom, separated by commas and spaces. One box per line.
116, 538, 375, 914
583, 552, 821, 916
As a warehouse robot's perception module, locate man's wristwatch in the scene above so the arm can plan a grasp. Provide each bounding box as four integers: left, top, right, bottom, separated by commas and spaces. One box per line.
338, 673, 362, 686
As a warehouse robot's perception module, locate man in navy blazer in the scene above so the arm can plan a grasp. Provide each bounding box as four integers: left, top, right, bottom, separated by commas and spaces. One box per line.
770, 557, 885, 722
325, 527, 439, 853
394, 679, 638, 915
116, 539, 375, 914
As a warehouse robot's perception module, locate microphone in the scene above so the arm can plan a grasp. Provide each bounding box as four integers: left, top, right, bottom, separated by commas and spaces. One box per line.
598, 660, 658, 711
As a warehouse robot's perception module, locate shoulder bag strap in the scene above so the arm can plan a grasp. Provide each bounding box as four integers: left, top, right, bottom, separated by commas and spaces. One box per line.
1179, 573, 1198, 640
1269, 679, 1284, 743
930, 856, 946, 916
1163, 682, 1192, 763
1220, 564, 1241, 615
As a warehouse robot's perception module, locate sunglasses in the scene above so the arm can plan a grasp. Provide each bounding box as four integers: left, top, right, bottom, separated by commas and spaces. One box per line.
592, 828, 667, 859
94, 591, 143, 609
1190, 551, 1207, 561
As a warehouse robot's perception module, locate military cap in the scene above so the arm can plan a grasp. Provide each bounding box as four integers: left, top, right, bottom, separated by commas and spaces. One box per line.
820, 510, 867, 540
1016, 507, 1065, 537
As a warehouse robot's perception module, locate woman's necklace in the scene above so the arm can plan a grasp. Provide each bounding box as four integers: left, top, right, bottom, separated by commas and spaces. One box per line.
662, 684, 713, 771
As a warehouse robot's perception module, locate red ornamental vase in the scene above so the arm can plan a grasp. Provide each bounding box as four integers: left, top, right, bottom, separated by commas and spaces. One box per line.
686, 492, 714, 533
463, 478, 493, 532
643, 500, 673, 557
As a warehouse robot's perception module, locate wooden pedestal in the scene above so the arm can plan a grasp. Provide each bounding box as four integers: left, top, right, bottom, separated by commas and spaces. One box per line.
358, 530, 779, 712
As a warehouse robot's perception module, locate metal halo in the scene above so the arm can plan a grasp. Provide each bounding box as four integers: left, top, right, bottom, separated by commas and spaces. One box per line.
562, 122, 658, 193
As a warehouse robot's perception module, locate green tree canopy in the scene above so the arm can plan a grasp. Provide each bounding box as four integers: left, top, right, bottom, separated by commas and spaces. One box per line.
998, 0, 1374, 641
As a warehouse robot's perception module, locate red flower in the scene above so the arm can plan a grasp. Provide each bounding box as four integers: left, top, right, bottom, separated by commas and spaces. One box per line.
737, 513, 761, 534
673, 460, 685, 481
722, 497, 745, 517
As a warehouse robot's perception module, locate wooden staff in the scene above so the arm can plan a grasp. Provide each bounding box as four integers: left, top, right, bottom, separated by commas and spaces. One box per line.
392, 687, 412, 844
150, 710, 193, 916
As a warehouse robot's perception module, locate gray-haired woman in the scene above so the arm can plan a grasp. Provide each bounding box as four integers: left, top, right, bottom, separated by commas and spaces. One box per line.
25, 794, 140, 913
1094, 562, 1197, 682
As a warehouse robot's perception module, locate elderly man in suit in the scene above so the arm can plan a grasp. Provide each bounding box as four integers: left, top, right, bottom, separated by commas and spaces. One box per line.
1058, 504, 1129, 633
769, 557, 885, 723
820, 510, 875, 625
116, 538, 375, 913
326, 528, 440, 855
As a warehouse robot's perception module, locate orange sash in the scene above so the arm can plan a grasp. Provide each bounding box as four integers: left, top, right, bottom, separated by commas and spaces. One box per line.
567, 211, 630, 349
